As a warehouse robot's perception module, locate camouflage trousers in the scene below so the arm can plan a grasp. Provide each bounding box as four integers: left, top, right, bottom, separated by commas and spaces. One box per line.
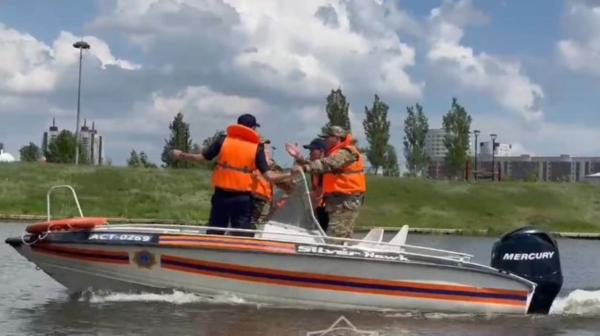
324, 195, 363, 245
251, 197, 271, 229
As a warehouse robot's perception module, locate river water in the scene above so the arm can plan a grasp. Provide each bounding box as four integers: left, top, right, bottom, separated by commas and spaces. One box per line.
2, 222, 600, 336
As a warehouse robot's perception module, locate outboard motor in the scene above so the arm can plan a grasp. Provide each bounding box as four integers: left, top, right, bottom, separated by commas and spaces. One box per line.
490, 226, 562, 314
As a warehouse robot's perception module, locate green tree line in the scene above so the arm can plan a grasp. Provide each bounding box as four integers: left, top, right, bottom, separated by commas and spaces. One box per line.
16, 88, 471, 178
151, 88, 473, 179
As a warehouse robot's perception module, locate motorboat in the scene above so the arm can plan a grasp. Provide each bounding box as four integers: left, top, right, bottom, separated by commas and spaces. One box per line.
5, 173, 563, 315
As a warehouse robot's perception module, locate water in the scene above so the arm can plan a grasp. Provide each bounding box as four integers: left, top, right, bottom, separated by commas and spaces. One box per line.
2, 222, 600, 336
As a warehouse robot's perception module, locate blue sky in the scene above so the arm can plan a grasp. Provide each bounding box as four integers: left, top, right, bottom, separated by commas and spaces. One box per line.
0, 0, 599, 167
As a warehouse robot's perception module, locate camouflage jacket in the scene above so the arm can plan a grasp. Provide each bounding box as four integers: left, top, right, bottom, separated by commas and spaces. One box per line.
300, 148, 359, 174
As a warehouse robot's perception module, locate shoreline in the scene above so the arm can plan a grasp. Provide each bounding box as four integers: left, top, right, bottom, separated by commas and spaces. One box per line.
2, 214, 599, 240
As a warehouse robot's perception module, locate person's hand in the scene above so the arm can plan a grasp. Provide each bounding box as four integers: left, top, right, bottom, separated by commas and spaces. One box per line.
170, 149, 183, 160
278, 180, 296, 194
285, 143, 302, 159
291, 165, 304, 175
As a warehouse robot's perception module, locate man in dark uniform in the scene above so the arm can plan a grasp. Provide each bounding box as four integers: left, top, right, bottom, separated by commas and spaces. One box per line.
170, 114, 292, 237
285, 138, 329, 231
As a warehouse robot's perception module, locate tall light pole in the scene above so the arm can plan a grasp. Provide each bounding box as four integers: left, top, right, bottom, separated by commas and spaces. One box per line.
490, 133, 498, 181
473, 130, 480, 171
73, 40, 90, 165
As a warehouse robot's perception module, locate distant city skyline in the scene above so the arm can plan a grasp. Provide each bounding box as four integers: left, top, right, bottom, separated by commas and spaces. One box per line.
42, 118, 105, 165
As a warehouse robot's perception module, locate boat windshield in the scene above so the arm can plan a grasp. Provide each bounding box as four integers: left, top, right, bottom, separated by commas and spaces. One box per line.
265, 172, 326, 237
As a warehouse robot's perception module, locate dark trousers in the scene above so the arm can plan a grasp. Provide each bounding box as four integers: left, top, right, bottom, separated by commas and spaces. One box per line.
207, 190, 254, 237
315, 206, 329, 232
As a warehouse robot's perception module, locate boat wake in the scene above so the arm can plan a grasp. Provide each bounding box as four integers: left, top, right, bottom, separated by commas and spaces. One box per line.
550, 289, 600, 316
72, 288, 600, 318
77, 290, 250, 306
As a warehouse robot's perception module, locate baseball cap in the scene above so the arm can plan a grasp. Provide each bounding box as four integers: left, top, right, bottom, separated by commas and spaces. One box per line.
237, 114, 260, 128
303, 138, 325, 151
318, 125, 348, 138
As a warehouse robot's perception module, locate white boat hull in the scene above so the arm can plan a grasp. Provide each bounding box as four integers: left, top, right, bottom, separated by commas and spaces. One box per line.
9, 236, 533, 315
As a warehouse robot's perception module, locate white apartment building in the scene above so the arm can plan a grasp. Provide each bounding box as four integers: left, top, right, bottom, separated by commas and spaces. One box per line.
79, 119, 105, 165
42, 118, 105, 165
479, 141, 512, 157
424, 128, 474, 159
41, 118, 60, 153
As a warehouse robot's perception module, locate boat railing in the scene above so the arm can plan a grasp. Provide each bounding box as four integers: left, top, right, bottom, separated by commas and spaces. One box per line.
98, 222, 474, 260
47, 185, 84, 221
41, 184, 473, 261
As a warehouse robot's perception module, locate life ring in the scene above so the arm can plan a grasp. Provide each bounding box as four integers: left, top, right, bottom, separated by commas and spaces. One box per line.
26, 217, 108, 234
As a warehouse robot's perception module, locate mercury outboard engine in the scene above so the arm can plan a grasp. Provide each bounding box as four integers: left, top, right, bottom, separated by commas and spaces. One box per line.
490, 226, 563, 314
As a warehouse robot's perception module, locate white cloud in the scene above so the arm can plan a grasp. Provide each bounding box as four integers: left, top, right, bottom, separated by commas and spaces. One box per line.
426, 0, 544, 122
0, 24, 139, 96
557, 0, 600, 76
90, 0, 424, 101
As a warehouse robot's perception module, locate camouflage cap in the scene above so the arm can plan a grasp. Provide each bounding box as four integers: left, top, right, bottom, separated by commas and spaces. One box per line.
259, 136, 271, 144
318, 126, 348, 138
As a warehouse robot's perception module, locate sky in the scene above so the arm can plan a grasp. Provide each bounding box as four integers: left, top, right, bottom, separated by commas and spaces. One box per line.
1, 0, 600, 167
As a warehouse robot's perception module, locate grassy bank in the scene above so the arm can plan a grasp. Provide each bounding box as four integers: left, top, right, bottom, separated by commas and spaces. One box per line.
1, 163, 600, 233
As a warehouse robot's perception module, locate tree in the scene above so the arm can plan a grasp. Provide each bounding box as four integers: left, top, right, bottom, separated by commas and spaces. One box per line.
139, 151, 157, 168
362, 94, 391, 174
322, 88, 351, 134
127, 150, 142, 167
403, 103, 430, 176
199, 130, 225, 170
442, 98, 472, 178
128, 150, 157, 168
383, 145, 400, 177
161, 111, 193, 168
19, 142, 42, 162
44, 130, 89, 164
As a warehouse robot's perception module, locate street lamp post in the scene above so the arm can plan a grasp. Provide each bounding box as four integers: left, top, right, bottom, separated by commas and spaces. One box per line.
73, 40, 91, 165
473, 130, 480, 172
490, 133, 498, 181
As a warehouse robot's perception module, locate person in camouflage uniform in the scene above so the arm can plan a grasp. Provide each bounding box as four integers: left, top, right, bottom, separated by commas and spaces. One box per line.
285, 138, 329, 231
251, 137, 289, 229
290, 126, 366, 243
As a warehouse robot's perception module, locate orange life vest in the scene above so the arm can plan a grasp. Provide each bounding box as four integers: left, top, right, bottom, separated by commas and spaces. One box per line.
251, 143, 274, 201
211, 124, 260, 192
322, 137, 366, 196
311, 173, 325, 207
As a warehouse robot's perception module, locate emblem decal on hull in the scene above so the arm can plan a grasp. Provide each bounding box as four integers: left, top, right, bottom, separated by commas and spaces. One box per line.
305, 316, 379, 336
297, 245, 404, 261
133, 250, 157, 269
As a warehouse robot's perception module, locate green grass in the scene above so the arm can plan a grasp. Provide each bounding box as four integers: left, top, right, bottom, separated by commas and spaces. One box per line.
1, 162, 600, 233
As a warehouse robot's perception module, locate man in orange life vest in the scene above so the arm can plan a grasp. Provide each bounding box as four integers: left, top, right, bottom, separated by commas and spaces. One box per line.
285, 138, 329, 231
250, 137, 292, 228
170, 114, 292, 237
290, 126, 366, 242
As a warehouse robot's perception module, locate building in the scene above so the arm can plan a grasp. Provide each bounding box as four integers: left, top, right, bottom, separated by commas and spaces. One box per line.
428, 153, 600, 182
41, 118, 105, 165
425, 128, 474, 159
79, 119, 104, 165
42, 118, 60, 153
479, 141, 512, 157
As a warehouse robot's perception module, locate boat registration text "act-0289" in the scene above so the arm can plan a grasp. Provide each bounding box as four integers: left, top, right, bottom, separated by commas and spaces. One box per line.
88, 234, 152, 242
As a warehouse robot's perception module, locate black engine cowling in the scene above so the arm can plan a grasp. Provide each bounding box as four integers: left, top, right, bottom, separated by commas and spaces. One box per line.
490, 226, 563, 314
